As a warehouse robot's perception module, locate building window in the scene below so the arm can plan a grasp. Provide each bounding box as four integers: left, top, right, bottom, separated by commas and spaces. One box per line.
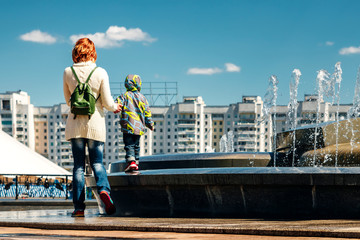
2, 100, 10, 110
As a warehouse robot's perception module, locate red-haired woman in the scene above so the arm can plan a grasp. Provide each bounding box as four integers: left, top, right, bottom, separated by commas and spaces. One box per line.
63, 38, 119, 217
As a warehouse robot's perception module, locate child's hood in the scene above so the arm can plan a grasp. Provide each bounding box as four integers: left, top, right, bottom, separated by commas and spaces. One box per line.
125, 74, 142, 92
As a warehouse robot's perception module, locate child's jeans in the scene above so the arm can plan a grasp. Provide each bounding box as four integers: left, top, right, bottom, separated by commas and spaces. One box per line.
123, 132, 141, 163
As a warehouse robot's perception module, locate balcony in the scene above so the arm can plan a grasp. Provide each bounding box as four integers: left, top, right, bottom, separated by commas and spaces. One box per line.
178, 148, 196, 153
236, 136, 256, 141
177, 119, 196, 126
244, 143, 256, 148
178, 144, 196, 150
178, 137, 195, 142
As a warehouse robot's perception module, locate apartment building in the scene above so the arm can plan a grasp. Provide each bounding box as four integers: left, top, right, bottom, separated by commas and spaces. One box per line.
1, 90, 354, 172
104, 112, 125, 168
142, 96, 206, 155
33, 106, 51, 158
0, 91, 35, 150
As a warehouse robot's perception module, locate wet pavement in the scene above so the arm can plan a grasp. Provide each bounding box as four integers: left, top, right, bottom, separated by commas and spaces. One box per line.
0, 208, 360, 239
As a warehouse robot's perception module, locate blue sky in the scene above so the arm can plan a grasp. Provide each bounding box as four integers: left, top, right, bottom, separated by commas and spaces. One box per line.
2, 0, 360, 107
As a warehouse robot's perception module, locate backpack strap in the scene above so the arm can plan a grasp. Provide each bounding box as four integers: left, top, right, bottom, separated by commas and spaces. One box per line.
70, 66, 81, 84
85, 67, 98, 84
70, 66, 98, 84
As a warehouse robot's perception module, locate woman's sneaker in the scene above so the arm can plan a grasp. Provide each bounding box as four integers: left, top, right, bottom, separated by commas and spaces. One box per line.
124, 161, 138, 172
71, 210, 84, 217
100, 191, 116, 215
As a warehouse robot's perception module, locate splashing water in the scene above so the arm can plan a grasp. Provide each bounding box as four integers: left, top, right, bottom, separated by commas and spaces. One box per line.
348, 66, 360, 152
205, 146, 215, 153
261, 75, 279, 166
332, 62, 342, 167
287, 69, 301, 166
313, 70, 331, 166
348, 66, 360, 119
220, 134, 228, 152
313, 63, 342, 166
219, 131, 234, 152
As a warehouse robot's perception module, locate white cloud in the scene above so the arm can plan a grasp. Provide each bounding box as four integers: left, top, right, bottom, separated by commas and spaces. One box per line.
187, 63, 241, 75
225, 63, 241, 72
20, 30, 56, 44
106, 26, 156, 42
70, 26, 157, 48
339, 46, 360, 55
70, 33, 123, 48
187, 67, 223, 75
325, 41, 334, 46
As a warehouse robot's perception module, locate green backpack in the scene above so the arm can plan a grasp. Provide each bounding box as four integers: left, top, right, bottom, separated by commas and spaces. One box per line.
70, 66, 99, 119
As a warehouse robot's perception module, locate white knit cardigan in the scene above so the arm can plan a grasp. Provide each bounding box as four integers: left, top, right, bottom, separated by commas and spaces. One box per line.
63, 61, 117, 142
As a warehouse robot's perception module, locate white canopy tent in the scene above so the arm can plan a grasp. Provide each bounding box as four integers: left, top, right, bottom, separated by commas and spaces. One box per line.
0, 130, 71, 176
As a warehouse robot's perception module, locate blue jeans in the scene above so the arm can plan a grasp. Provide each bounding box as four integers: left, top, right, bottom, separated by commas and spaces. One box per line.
123, 133, 141, 162
71, 138, 111, 211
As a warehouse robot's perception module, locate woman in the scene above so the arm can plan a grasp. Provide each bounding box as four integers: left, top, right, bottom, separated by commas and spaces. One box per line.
63, 38, 120, 217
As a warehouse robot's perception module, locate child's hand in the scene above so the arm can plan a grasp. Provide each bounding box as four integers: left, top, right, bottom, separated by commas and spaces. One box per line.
113, 103, 122, 114
149, 125, 154, 131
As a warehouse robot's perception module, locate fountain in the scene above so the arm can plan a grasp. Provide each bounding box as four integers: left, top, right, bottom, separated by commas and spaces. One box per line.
86, 63, 360, 218
219, 131, 234, 153
287, 69, 301, 166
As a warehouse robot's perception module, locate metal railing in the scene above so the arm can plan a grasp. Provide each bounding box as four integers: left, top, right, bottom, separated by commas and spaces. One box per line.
0, 174, 72, 200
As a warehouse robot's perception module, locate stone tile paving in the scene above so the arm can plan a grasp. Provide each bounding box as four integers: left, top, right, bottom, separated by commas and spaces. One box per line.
0, 209, 359, 238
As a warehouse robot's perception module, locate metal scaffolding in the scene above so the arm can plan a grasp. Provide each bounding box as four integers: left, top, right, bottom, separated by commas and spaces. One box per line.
110, 81, 178, 106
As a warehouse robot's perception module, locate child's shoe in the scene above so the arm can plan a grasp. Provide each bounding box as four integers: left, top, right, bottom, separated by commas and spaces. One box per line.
100, 191, 116, 215
71, 209, 84, 217
124, 161, 138, 172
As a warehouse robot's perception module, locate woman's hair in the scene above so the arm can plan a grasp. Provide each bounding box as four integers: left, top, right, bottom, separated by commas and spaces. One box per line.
72, 38, 97, 63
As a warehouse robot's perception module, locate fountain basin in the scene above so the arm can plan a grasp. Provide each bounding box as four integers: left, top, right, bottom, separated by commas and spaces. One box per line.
109, 152, 272, 172
86, 166, 360, 218
86, 118, 360, 218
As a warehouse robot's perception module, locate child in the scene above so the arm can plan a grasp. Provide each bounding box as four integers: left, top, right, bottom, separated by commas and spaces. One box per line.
115, 74, 154, 172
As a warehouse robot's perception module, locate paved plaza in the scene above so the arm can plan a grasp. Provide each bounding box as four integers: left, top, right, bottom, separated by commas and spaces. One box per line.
0, 206, 360, 239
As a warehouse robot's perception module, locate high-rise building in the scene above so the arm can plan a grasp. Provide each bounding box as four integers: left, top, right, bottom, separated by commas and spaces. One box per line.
33, 106, 51, 158
0, 91, 35, 150
1, 90, 353, 172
